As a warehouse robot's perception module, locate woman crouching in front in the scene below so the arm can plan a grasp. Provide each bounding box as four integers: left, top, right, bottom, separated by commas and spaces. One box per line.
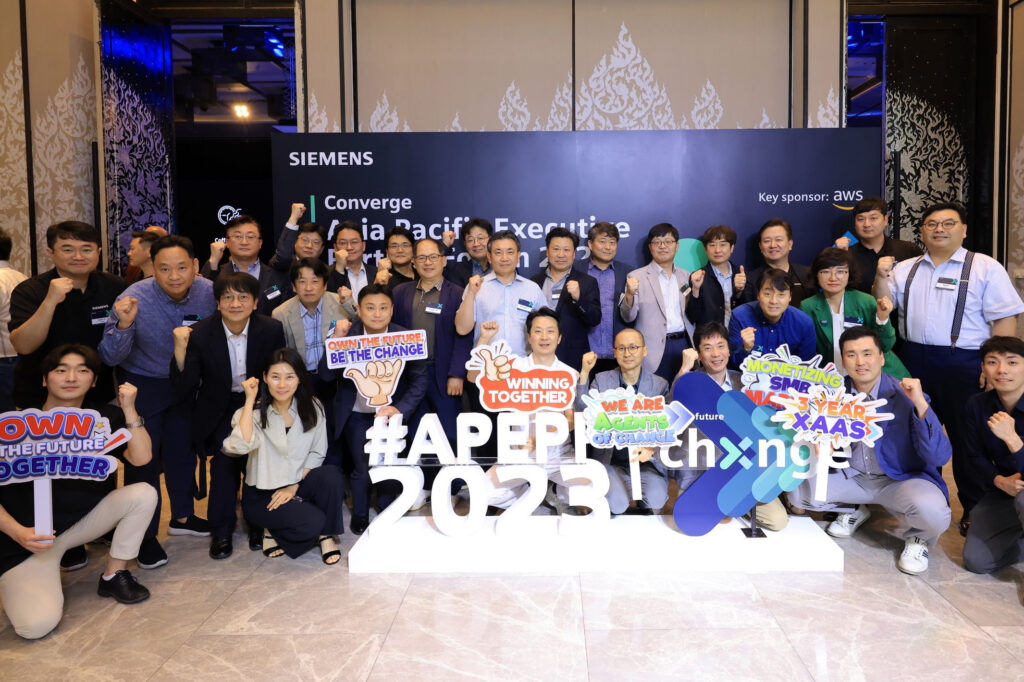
224, 348, 344, 564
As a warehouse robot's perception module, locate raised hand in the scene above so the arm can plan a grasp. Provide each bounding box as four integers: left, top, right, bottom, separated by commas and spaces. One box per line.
442, 231, 456, 248
681, 347, 700, 373
734, 265, 746, 292
988, 411, 1018, 444
337, 286, 352, 304
374, 269, 392, 286
876, 256, 896, 278
625, 277, 640, 297
209, 240, 227, 266
331, 319, 352, 338
876, 296, 894, 322
466, 275, 483, 295
242, 377, 260, 403
345, 360, 404, 406
289, 203, 307, 223
479, 320, 499, 345
45, 277, 74, 306
835, 236, 851, 250
476, 347, 512, 382
117, 382, 138, 412
741, 327, 757, 352
689, 269, 705, 292
172, 325, 192, 348
334, 247, 349, 268
114, 297, 139, 330
378, 258, 392, 272
565, 280, 580, 301
580, 351, 598, 375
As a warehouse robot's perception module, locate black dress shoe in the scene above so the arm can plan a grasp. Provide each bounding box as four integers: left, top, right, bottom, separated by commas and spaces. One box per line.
209, 536, 233, 560
350, 515, 369, 535
248, 526, 263, 551
97, 570, 150, 604
60, 545, 88, 572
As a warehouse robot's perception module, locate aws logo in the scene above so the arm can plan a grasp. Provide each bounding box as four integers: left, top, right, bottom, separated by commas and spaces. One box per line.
832, 189, 865, 210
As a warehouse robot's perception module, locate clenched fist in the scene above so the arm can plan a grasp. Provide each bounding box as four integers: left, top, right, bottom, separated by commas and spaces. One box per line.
580, 351, 598, 374
117, 382, 138, 412
625, 277, 640, 297
209, 240, 227, 266
681, 347, 699, 373
479, 320, 499, 345
45, 277, 75, 306
338, 286, 352, 304
289, 203, 307, 223
835, 237, 851, 250
565, 280, 580, 301
331, 319, 353, 338
114, 297, 139, 330
689, 269, 705, 294
876, 256, 896, 278
242, 377, 260, 403
876, 296, 894, 323
442, 231, 456, 248
466, 275, 483, 295
172, 325, 193, 348
740, 327, 757, 352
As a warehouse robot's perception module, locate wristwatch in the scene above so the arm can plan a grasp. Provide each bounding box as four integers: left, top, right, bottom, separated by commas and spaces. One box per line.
125, 417, 145, 429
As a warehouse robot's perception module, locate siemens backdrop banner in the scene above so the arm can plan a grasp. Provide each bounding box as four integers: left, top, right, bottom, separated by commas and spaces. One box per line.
271, 129, 882, 273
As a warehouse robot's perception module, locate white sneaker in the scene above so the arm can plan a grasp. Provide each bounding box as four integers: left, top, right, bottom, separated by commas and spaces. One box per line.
826, 506, 872, 538
410, 490, 430, 511
898, 537, 930, 575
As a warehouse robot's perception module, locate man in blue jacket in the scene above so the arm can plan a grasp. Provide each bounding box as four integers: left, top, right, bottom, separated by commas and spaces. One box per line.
787, 326, 951, 575
729, 268, 816, 366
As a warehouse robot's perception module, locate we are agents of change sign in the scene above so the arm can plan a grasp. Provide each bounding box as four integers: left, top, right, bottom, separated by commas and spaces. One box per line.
326, 330, 429, 407
0, 408, 130, 542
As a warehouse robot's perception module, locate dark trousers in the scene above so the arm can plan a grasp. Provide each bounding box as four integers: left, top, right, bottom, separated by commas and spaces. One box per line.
241, 466, 346, 558
0, 356, 17, 414
963, 490, 1024, 574
121, 372, 195, 538
410, 370, 463, 493
655, 334, 690, 384
342, 411, 401, 516
207, 393, 248, 539
902, 342, 983, 511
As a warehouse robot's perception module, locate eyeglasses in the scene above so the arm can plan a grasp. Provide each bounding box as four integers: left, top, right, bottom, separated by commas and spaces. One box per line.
414, 254, 441, 263
650, 239, 676, 247
298, 237, 323, 247
228, 233, 260, 242
389, 242, 412, 250
922, 219, 960, 231
56, 246, 98, 257
335, 239, 362, 248
614, 344, 644, 354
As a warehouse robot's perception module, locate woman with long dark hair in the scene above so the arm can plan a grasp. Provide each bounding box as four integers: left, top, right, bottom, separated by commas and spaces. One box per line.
223, 348, 345, 564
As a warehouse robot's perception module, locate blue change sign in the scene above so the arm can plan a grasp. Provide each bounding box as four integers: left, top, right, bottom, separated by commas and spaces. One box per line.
271, 129, 881, 274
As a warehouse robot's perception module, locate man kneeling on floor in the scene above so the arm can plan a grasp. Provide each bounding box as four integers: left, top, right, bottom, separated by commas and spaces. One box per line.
0, 344, 157, 639
787, 326, 952, 575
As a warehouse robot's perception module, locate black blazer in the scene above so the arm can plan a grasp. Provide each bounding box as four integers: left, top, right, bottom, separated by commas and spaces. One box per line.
685, 261, 745, 327
391, 280, 472, 395
200, 260, 292, 315
170, 312, 286, 453
530, 269, 602, 370
443, 259, 489, 288
317, 321, 428, 439
327, 262, 379, 295
574, 258, 633, 336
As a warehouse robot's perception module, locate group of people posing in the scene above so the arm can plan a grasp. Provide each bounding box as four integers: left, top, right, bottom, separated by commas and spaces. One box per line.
1, 195, 1024, 640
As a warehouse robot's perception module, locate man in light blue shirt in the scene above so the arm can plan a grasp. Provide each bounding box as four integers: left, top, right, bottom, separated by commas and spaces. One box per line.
875, 201, 1024, 529
455, 230, 545, 357
99, 235, 216, 570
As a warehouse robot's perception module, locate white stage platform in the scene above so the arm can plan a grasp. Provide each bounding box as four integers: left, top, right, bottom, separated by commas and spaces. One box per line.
348, 515, 843, 574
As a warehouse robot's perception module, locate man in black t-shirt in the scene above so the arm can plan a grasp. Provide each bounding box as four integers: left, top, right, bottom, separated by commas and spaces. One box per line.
835, 197, 922, 294
9, 221, 126, 408
0, 345, 155, 639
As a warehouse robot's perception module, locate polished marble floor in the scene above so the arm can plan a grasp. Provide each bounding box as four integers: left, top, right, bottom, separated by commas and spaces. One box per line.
1, 469, 1023, 681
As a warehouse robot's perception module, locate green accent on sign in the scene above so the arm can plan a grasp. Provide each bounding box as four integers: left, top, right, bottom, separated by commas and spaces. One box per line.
310, 195, 316, 223
675, 238, 708, 273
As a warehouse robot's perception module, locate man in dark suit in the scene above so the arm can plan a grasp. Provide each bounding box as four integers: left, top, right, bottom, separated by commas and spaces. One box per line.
685, 224, 747, 329
574, 221, 632, 376
530, 228, 601, 371
739, 218, 813, 307
327, 220, 379, 308
443, 217, 493, 288
202, 215, 292, 315
318, 283, 428, 535
170, 272, 286, 559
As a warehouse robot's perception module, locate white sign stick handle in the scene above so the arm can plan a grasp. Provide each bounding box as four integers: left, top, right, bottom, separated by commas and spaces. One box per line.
34, 479, 53, 545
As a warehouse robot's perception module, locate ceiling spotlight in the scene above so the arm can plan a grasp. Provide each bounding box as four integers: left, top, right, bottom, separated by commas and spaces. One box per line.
233, 103, 251, 118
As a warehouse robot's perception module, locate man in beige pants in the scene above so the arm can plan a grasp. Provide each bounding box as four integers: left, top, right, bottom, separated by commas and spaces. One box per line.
0, 344, 156, 639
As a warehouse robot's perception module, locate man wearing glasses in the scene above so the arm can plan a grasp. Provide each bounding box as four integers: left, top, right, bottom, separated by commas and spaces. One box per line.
10, 221, 125, 409
875, 201, 1024, 533
620, 223, 692, 382
444, 217, 492, 288
575, 221, 632, 376
266, 202, 328, 277
578, 328, 670, 514
203, 215, 291, 315
392, 238, 472, 509
327, 220, 378, 305
376, 227, 417, 291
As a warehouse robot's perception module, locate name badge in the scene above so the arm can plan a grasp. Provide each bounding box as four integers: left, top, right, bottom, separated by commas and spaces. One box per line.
90, 305, 110, 326
935, 277, 958, 291
265, 285, 281, 300
843, 315, 864, 329
516, 298, 534, 313
425, 302, 443, 315
183, 314, 202, 327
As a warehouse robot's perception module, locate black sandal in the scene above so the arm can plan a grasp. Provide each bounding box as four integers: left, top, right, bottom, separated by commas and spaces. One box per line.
318, 535, 341, 565
263, 531, 283, 558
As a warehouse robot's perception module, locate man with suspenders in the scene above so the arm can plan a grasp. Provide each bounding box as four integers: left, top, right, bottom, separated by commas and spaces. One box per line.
875, 202, 1024, 533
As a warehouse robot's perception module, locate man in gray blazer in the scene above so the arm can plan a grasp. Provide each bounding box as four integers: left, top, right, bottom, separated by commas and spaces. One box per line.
578, 328, 671, 514
272, 257, 354, 465
619, 223, 691, 382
